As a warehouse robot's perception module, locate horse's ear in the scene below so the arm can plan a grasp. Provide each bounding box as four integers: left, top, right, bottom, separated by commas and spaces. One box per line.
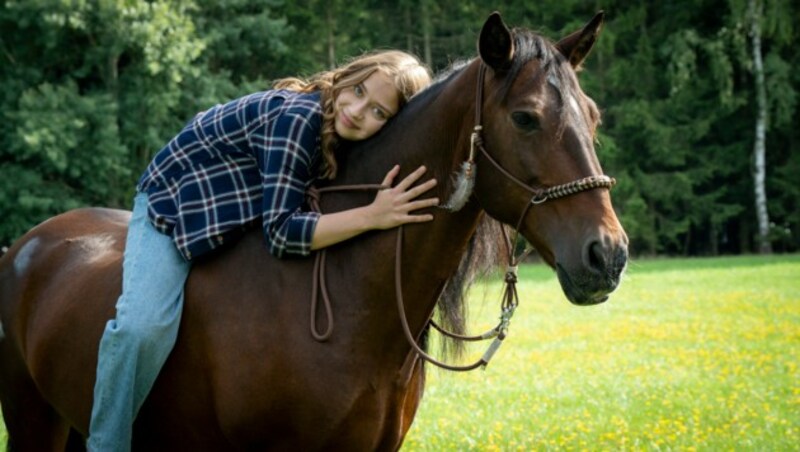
478, 12, 514, 72
556, 11, 605, 69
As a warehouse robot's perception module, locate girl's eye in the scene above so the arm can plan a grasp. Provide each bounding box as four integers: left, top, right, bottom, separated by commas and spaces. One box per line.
354, 84, 364, 97
373, 107, 387, 121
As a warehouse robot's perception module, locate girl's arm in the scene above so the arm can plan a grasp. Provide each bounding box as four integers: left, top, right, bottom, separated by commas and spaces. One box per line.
311, 165, 438, 250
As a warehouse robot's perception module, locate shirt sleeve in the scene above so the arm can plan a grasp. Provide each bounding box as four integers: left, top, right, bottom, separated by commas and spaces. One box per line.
253, 108, 321, 258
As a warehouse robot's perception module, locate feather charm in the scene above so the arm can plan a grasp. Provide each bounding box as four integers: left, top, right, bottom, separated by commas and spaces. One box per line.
443, 161, 476, 211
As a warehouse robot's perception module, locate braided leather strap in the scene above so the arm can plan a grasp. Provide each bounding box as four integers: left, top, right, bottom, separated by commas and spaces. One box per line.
533, 175, 617, 204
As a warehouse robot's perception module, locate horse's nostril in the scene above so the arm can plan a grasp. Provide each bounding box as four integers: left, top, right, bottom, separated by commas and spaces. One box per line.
613, 245, 629, 275
586, 240, 606, 274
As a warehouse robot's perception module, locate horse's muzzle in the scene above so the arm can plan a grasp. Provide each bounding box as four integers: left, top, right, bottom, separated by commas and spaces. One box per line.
556, 242, 627, 305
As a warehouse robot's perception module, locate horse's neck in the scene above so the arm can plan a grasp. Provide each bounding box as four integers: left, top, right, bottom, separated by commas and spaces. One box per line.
328, 63, 484, 335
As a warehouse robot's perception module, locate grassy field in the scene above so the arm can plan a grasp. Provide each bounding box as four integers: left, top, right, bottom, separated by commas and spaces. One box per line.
1, 255, 798, 450
401, 254, 799, 450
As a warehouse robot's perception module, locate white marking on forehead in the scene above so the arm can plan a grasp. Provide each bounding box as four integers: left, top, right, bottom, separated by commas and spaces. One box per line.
547, 73, 560, 90
568, 94, 582, 118
14, 237, 40, 276
566, 92, 593, 139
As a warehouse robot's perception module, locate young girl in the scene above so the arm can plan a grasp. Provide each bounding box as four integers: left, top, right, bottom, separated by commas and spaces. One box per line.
88, 50, 434, 450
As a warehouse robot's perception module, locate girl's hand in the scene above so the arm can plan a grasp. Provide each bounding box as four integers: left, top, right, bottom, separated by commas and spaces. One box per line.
309, 165, 438, 251
368, 165, 438, 230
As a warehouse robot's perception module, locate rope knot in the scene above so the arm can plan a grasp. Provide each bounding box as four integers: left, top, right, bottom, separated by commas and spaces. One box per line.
504, 270, 518, 284
472, 131, 484, 147
468, 125, 484, 162
306, 186, 321, 212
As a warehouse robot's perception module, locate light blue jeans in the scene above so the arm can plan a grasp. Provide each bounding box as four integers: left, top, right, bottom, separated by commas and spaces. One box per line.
88, 192, 191, 451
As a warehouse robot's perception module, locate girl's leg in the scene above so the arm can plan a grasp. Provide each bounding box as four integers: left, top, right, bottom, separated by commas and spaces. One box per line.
87, 193, 190, 452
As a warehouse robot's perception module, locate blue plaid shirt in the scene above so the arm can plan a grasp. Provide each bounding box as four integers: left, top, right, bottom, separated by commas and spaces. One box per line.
137, 90, 323, 260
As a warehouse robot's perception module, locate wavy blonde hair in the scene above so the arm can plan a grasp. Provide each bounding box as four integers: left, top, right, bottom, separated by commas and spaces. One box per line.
274, 50, 431, 180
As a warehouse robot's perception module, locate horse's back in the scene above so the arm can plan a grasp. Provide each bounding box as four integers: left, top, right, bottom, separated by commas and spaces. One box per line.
0, 207, 129, 432
0, 207, 420, 449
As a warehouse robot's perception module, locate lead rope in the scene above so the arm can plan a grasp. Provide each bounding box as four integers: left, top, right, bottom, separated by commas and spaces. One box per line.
424, 209, 533, 364
306, 184, 513, 371
394, 225, 516, 371
306, 184, 386, 341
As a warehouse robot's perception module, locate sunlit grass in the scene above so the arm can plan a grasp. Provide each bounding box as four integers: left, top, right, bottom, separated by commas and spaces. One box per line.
1, 255, 797, 450
401, 254, 799, 450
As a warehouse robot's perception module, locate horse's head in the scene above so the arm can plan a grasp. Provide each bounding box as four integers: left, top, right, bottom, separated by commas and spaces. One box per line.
470, 12, 628, 305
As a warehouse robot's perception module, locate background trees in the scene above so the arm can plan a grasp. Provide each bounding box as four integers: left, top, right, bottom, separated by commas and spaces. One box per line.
0, 0, 797, 256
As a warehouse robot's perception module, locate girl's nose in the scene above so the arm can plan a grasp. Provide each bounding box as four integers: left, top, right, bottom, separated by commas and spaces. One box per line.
351, 98, 368, 119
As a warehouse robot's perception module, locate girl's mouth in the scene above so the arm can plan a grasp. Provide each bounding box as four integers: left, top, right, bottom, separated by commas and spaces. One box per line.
340, 111, 358, 130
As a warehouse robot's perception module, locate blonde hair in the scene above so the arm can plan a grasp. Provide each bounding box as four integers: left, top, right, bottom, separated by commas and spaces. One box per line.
274, 50, 431, 179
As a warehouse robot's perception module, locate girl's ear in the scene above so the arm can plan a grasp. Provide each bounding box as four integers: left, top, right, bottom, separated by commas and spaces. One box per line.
478, 12, 514, 72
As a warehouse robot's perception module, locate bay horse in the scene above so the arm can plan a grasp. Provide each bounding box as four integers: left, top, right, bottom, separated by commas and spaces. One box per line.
0, 11, 627, 450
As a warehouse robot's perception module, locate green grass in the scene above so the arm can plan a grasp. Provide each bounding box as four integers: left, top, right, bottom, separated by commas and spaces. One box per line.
1, 255, 798, 450
401, 254, 800, 450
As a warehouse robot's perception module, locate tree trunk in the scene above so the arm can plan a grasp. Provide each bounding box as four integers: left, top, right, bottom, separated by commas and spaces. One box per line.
327, 2, 336, 68
749, 0, 772, 254
421, 0, 432, 68
404, 4, 413, 52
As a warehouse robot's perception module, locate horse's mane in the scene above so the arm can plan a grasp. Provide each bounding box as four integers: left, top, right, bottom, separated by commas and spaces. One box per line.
431, 214, 509, 358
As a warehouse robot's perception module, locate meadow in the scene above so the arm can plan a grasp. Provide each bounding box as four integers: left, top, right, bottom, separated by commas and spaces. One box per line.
401, 254, 799, 450
1, 254, 798, 450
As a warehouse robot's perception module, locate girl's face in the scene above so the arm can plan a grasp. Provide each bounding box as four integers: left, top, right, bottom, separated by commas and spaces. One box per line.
334, 71, 400, 141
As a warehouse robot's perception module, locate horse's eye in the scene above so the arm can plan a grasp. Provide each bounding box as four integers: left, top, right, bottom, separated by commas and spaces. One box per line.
511, 112, 540, 131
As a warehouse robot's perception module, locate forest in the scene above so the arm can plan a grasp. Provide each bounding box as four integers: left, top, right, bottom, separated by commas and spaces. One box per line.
0, 0, 797, 256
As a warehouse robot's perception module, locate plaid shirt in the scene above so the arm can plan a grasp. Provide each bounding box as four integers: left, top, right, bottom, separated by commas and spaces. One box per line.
137, 90, 323, 260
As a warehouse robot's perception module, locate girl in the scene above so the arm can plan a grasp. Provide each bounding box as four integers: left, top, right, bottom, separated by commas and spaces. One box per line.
88, 50, 434, 451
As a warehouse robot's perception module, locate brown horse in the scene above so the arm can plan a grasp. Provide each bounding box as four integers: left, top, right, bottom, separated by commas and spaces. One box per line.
0, 12, 627, 450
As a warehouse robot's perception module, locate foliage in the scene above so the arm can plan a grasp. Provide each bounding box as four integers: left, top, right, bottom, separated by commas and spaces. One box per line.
0, 0, 798, 255
0, 0, 207, 240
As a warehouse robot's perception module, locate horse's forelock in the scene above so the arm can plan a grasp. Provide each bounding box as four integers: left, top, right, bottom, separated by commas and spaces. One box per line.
499, 30, 574, 97
500, 29, 596, 139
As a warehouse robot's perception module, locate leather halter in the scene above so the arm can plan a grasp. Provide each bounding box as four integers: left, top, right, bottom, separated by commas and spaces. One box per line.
306, 62, 617, 371
469, 64, 616, 211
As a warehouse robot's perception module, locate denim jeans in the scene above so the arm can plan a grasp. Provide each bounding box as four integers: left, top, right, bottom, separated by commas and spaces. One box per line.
88, 192, 191, 452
